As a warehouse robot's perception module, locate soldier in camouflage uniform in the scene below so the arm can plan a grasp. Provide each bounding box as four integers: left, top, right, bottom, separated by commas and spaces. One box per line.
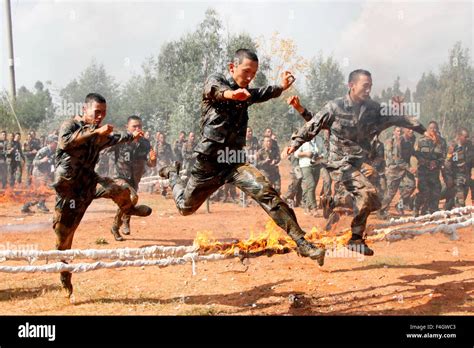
23, 131, 42, 186
6, 132, 25, 187
444, 128, 473, 209
173, 131, 187, 163
256, 136, 281, 193
287, 69, 425, 255
110, 115, 157, 241
368, 139, 386, 201
159, 49, 325, 265
283, 153, 303, 208
261, 127, 280, 155
413, 121, 445, 216
53, 93, 152, 296
0, 131, 7, 189
155, 133, 173, 169
21, 135, 58, 213
244, 127, 259, 165
378, 127, 416, 218
181, 132, 196, 175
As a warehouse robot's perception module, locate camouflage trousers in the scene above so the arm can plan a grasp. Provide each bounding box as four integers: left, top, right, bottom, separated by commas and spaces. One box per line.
169, 155, 306, 241
329, 165, 381, 236
414, 170, 441, 214
26, 161, 34, 186
444, 173, 470, 209
0, 162, 7, 188
380, 166, 415, 212
8, 161, 22, 187
319, 166, 332, 198
111, 178, 139, 233
53, 175, 139, 295
284, 167, 302, 207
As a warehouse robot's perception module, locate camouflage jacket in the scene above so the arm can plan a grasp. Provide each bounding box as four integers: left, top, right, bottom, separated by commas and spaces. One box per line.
196, 73, 284, 157
173, 139, 186, 162
155, 141, 173, 166
256, 147, 280, 174
244, 136, 259, 164
368, 140, 386, 173
182, 140, 196, 162
0, 140, 6, 163
33, 145, 55, 175
23, 138, 42, 163
445, 140, 473, 177
291, 94, 425, 170
6, 140, 24, 163
414, 134, 446, 173
54, 117, 134, 193
114, 137, 156, 189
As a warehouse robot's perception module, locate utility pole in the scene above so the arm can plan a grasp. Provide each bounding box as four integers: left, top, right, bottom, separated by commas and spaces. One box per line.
4, 0, 17, 101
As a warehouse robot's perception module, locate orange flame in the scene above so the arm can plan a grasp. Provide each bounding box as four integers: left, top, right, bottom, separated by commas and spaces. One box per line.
0, 184, 54, 204
193, 220, 355, 256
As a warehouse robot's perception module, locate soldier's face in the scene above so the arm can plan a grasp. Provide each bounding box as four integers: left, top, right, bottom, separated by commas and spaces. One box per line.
0, 133, 5, 141
246, 128, 253, 138
264, 128, 272, 137
264, 138, 271, 149
403, 128, 413, 138
83, 101, 107, 126
189, 133, 195, 142
427, 123, 437, 134
349, 75, 372, 102
229, 58, 258, 88
14, 134, 20, 141
127, 119, 142, 133
394, 128, 401, 137
49, 142, 58, 152
458, 131, 469, 145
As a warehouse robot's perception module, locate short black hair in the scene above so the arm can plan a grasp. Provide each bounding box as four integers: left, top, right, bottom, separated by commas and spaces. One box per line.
84, 93, 106, 104
179, 130, 186, 135
15, 132, 20, 136
457, 127, 469, 136
127, 115, 142, 123
348, 69, 372, 83
428, 120, 439, 127
234, 49, 259, 65
1, 130, 6, 134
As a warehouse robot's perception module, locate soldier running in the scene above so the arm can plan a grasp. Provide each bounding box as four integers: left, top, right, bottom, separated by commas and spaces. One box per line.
53, 93, 152, 296
110, 115, 157, 241
287, 69, 426, 256
159, 49, 325, 265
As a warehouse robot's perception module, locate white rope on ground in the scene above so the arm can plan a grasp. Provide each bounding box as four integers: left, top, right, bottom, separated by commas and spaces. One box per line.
0, 252, 229, 273
372, 215, 472, 235
372, 206, 473, 228
369, 218, 472, 242
0, 245, 197, 263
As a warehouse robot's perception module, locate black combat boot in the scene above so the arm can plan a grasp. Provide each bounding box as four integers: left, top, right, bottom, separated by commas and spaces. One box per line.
111, 225, 124, 241
346, 235, 374, 256
37, 201, 50, 213
295, 238, 326, 266
21, 203, 33, 214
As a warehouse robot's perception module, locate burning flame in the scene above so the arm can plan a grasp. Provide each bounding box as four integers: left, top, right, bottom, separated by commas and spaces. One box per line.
0, 184, 54, 204
193, 220, 356, 256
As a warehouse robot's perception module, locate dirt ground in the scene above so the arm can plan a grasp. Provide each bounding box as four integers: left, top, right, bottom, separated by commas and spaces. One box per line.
0, 162, 472, 316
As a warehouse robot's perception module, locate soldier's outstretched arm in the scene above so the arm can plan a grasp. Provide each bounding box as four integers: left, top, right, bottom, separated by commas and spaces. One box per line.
97, 131, 137, 151
288, 102, 334, 153
376, 111, 426, 135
